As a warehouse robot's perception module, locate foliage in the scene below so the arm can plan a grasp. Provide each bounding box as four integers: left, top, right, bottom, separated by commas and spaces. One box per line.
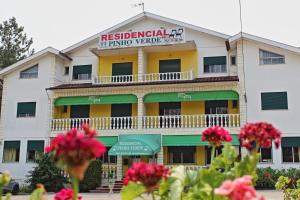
79, 159, 102, 192
276, 176, 300, 200
0, 17, 34, 69
26, 154, 68, 192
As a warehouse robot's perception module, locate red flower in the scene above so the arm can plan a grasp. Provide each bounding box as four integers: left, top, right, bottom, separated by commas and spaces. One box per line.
45, 124, 106, 179
239, 122, 281, 151
215, 176, 265, 200
54, 188, 82, 200
202, 126, 232, 146
123, 162, 170, 192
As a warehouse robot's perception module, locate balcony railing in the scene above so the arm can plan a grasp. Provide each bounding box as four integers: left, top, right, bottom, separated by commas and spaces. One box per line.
92, 70, 193, 84
50, 116, 138, 132
166, 165, 205, 171
143, 114, 240, 129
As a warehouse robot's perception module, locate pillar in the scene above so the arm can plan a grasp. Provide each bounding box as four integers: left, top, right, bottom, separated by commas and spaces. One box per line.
157, 147, 164, 164
116, 156, 122, 181
137, 94, 145, 130
138, 48, 147, 81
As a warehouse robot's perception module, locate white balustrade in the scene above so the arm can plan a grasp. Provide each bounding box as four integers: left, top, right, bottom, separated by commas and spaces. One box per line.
143, 114, 240, 129
92, 70, 193, 84
50, 116, 138, 131
166, 165, 204, 171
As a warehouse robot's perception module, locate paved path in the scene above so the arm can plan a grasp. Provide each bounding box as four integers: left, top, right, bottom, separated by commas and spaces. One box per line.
10, 190, 283, 200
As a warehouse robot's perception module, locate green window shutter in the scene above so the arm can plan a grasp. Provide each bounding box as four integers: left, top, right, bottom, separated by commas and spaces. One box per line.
4, 141, 20, 149
159, 59, 181, 73
204, 56, 226, 65
261, 92, 288, 110
282, 137, 300, 147
27, 140, 45, 152
17, 102, 36, 117
72, 65, 92, 79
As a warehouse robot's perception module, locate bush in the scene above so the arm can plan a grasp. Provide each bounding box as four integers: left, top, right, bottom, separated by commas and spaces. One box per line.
256, 167, 300, 189
79, 160, 102, 192
26, 154, 68, 192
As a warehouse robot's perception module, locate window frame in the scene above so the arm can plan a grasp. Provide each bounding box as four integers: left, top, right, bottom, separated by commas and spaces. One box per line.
72, 65, 92, 81
26, 140, 45, 163
16, 102, 36, 118
64, 66, 70, 76
20, 64, 39, 79
282, 146, 300, 163
261, 92, 288, 110
259, 147, 273, 163
2, 141, 21, 163
168, 146, 196, 164
230, 56, 236, 66
203, 56, 227, 74
259, 49, 285, 65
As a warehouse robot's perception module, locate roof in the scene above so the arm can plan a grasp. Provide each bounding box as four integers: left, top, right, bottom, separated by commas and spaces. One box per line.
229, 32, 300, 55
0, 47, 71, 77
47, 76, 239, 90
61, 11, 230, 53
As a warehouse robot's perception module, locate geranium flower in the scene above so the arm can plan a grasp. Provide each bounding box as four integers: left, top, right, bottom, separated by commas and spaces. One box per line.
54, 188, 82, 200
239, 122, 281, 151
215, 175, 265, 200
123, 162, 170, 192
202, 126, 232, 146
45, 124, 106, 179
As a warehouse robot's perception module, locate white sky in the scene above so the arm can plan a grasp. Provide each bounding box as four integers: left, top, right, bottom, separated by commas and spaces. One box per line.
1, 0, 299, 51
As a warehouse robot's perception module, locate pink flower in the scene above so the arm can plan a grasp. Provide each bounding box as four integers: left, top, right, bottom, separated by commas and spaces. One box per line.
123, 162, 170, 192
54, 188, 82, 200
239, 122, 281, 151
202, 126, 232, 146
215, 176, 265, 200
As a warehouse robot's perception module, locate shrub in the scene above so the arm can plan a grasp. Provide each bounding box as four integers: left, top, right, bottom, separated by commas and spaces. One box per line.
79, 159, 102, 192
26, 154, 68, 192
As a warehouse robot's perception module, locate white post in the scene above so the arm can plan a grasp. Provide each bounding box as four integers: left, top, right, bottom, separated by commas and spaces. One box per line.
116, 156, 122, 181
138, 48, 147, 82
137, 94, 145, 130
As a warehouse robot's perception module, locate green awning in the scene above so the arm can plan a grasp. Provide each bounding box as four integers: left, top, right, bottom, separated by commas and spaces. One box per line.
162, 134, 239, 146
282, 137, 300, 147
144, 91, 239, 103
27, 141, 45, 152
97, 136, 118, 147
108, 134, 161, 156
55, 94, 137, 106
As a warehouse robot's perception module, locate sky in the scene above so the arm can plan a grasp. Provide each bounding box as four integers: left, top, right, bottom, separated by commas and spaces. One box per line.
0, 0, 299, 51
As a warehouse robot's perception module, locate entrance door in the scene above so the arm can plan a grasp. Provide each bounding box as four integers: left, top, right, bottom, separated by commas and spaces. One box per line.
159, 102, 181, 128
159, 59, 181, 80
70, 105, 90, 128
111, 104, 132, 129
205, 101, 228, 126
122, 156, 150, 176
112, 62, 133, 82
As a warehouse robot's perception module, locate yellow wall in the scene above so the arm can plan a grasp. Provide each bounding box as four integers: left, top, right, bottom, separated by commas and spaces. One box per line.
196, 146, 205, 165
132, 104, 137, 116
147, 50, 198, 74
54, 106, 70, 118
163, 146, 168, 164
181, 101, 205, 115
98, 54, 138, 76
145, 103, 159, 116
228, 100, 239, 114
89, 104, 111, 117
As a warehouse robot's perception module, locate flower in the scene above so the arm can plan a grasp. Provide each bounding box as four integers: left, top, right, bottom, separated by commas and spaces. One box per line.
45, 124, 106, 179
0, 171, 11, 186
239, 122, 281, 151
123, 162, 170, 192
54, 188, 82, 200
202, 126, 232, 146
215, 175, 265, 200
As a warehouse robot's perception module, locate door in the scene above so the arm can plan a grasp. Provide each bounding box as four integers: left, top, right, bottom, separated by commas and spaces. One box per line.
205, 101, 228, 126
70, 105, 90, 128
159, 102, 181, 128
112, 62, 133, 82
159, 59, 181, 80
111, 104, 132, 129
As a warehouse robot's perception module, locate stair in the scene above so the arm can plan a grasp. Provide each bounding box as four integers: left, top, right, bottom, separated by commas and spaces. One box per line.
90, 180, 124, 193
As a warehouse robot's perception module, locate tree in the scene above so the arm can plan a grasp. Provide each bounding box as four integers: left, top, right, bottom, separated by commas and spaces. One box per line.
26, 154, 68, 192
0, 17, 34, 69
79, 159, 102, 192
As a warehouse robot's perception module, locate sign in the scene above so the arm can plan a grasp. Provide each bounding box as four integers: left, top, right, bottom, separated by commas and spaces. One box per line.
109, 141, 153, 156
98, 27, 185, 49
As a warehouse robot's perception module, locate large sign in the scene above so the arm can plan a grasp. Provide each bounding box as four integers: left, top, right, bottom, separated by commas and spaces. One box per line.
98, 27, 185, 49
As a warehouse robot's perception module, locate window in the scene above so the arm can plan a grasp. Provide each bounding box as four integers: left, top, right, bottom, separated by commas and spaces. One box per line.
3, 141, 20, 163
204, 56, 227, 73
20, 64, 38, 79
100, 147, 117, 164
259, 49, 285, 65
232, 100, 238, 109
17, 102, 36, 117
231, 56, 236, 65
159, 59, 181, 80
72, 65, 92, 80
282, 147, 300, 163
27, 140, 44, 162
64, 66, 69, 75
168, 146, 195, 164
205, 146, 223, 165
261, 92, 288, 110
63, 106, 68, 113
259, 148, 272, 163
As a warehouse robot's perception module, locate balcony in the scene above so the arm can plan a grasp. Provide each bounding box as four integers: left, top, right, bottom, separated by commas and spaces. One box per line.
50, 114, 240, 132
92, 70, 193, 85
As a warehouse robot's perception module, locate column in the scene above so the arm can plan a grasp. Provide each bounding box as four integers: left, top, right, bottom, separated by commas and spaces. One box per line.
137, 94, 145, 130
138, 48, 147, 82
116, 156, 122, 181
157, 147, 164, 164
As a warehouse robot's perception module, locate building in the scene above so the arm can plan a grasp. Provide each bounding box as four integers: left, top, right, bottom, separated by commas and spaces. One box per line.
0, 12, 299, 183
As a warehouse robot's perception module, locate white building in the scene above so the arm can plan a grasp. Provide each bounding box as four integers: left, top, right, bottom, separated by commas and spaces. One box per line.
0, 12, 299, 183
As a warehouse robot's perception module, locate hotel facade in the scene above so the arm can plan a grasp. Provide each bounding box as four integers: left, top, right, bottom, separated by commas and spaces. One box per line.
0, 12, 299, 182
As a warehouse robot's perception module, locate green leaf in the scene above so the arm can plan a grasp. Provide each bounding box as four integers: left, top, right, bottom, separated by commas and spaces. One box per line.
169, 166, 186, 200
29, 187, 45, 200
121, 182, 146, 200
